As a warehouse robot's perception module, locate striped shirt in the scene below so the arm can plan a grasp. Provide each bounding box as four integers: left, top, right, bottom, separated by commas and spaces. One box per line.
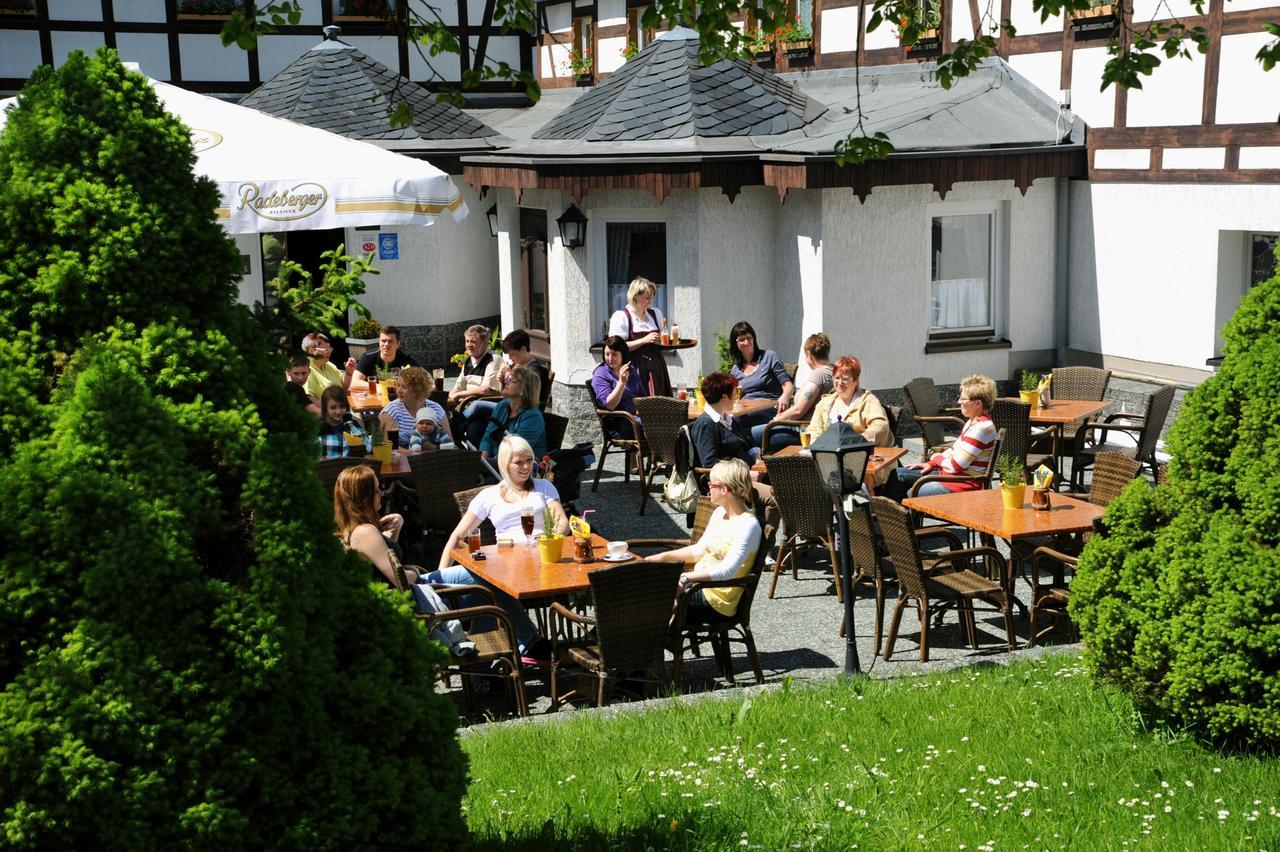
927, 414, 997, 492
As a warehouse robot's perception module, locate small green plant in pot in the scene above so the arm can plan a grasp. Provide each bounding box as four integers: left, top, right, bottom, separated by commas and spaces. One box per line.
536, 503, 564, 563
997, 453, 1027, 508
1018, 369, 1042, 407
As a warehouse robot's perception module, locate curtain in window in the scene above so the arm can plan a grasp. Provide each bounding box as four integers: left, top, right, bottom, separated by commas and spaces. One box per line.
930, 214, 991, 331
605, 222, 667, 316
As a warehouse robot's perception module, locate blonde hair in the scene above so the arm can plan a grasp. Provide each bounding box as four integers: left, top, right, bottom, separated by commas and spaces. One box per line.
333, 465, 380, 539
709, 458, 754, 507
960, 374, 997, 411
627, 277, 657, 310
396, 366, 432, 401
506, 363, 540, 411
497, 435, 536, 490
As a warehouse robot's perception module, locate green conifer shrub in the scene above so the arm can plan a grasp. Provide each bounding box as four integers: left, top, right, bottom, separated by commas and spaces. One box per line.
0, 49, 467, 847
1070, 252, 1280, 751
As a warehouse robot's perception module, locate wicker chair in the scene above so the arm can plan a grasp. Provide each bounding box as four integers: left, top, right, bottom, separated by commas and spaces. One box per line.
452, 486, 497, 546
763, 452, 840, 601
884, 404, 903, 447
589, 384, 650, 514
634, 395, 691, 500
907, 430, 1004, 497
315, 457, 379, 499
548, 560, 684, 708
783, 361, 798, 382
544, 411, 568, 452
1050, 366, 1111, 404
1024, 453, 1142, 644
627, 496, 718, 554
385, 557, 528, 717
405, 449, 483, 539
872, 496, 1015, 662
668, 501, 776, 688
760, 418, 808, 454
1069, 384, 1174, 489
991, 399, 1054, 474
903, 377, 964, 456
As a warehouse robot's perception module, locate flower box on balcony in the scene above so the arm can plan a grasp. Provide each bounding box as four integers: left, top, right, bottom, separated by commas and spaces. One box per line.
754, 49, 776, 67
905, 29, 942, 59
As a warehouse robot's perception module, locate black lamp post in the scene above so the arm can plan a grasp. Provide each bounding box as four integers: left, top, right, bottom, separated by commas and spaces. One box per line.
486, 203, 499, 237
555, 203, 588, 248
808, 420, 873, 677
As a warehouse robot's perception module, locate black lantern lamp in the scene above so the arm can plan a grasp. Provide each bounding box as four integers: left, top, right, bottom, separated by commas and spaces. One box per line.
808, 420, 874, 677
555, 203, 588, 248
486, 204, 499, 237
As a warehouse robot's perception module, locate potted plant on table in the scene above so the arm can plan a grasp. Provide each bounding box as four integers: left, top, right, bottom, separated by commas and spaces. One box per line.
347, 316, 381, 359
1018, 369, 1042, 408
536, 503, 565, 563
997, 453, 1027, 509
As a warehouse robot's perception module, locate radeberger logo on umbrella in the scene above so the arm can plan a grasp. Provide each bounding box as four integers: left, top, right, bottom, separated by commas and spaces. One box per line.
190, 129, 222, 152
235, 181, 329, 221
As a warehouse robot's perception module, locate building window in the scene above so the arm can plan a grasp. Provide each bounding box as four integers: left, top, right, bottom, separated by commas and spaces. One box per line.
572, 16, 594, 71
626, 6, 653, 53
1249, 233, 1278, 288
928, 206, 1001, 339
595, 216, 669, 334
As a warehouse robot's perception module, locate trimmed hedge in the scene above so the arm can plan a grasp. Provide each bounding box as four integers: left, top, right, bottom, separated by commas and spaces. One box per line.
1071, 251, 1280, 751
0, 50, 467, 847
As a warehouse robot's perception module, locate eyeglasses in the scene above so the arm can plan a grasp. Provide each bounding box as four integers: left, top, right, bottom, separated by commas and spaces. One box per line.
957, 396, 974, 404
832, 374, 854, 383
708, 481, 726, 491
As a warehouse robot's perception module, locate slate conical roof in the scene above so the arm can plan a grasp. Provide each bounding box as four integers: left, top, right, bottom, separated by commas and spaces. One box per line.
533, 27, 825, 142
242, 28, 499, 145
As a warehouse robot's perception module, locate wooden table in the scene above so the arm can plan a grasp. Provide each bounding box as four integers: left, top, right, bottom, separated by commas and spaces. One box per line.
687, 396, 777, 421
903, 488, 1104, 611
753, 444, 908, 495
349, 387, 385, 413
449, 533, 625, 602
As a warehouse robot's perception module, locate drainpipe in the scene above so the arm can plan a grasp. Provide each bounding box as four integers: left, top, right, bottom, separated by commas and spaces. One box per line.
1054, 176, 1071, 366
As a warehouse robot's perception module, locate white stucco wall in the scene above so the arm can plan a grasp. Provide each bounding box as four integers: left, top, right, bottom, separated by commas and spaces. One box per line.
345, 180, 498, 327
1068, 182, 1280, 371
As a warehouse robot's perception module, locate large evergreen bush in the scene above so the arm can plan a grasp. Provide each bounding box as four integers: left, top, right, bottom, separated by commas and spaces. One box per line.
0, 49, 467, 846
1071, 252, 1280, 751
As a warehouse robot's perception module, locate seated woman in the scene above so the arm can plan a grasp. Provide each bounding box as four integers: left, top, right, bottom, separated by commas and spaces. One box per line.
883, 373, 999, 500
644, 458, 762, 622
728, 320, 795, 431
607, 276, 671, 397
317, 385, 369, 458
379, 366, 454, 450
332, 465, 474, 656
478, 364, 547, 460
590, 334, 645, 439
689, 372, 779, 532
430, 435, 569, 659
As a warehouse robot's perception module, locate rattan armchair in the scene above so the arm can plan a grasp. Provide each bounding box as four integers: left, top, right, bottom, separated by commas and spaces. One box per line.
1069, 384, 1174, 489
452, 486, 496, 545
991, 399, 1055, 475
549, 560, 683, 708
589, 385, 650, 514
763, 452, 840, 601
760, 418, 808, 454
315, 457, 379, 499
907, 430, 1005, 497
903, 377, 964, 456
872, 496, 1015, 662
404, 449, 483, 541
634, 395, 691, 501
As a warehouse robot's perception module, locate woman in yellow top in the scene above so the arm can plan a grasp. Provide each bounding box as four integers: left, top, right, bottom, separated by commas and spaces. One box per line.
644, 458, 761, 620
804, 356, 893, 447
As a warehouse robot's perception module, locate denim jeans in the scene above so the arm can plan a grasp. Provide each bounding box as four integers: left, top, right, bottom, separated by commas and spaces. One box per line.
749, 421, 801, 452
883, 466, 954, 500
424, 565, 539, 652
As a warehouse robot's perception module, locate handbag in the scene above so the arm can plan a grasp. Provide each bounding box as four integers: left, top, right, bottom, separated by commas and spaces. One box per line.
663, 424, 700, 513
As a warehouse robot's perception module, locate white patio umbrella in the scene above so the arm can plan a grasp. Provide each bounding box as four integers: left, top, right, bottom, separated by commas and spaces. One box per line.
0, 67, 468, 234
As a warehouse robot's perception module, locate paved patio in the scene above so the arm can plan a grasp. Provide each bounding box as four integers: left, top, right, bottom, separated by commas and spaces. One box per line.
447, 439, 1081, 726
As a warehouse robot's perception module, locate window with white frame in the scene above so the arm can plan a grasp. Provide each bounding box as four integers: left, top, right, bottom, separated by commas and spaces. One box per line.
594, 213, 669, 335
928, 205, 1001, 339
1249, 232, 1278, 288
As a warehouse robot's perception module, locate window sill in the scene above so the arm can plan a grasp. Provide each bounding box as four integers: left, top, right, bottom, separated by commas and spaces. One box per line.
924, 337, 1012, 355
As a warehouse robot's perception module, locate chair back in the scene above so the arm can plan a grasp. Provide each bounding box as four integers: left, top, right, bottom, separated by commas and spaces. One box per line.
1135, 385, 1175, 463
690, 496, 717, 541
884, 404, 903, 447
732, 501, 777, 630
408, 450, 483, 534
589, 560, 684, 674
903, 377, 948, 450
544, 411, 568, 452
1050, 366, 1111, 402
540, 368, 556, 410
991, 398, 1032, 465
634, 395, 689, 469
452, 486, 497, 544
763, 453, 834, 541
869, 496, 928, 598
316, 457, 378, 499
1087, 452, 1142, 506
847, 499, 888, 584
783, 361, 798, 382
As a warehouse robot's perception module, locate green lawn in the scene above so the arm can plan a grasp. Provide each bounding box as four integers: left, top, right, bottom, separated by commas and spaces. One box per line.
462, 654, 1280, 850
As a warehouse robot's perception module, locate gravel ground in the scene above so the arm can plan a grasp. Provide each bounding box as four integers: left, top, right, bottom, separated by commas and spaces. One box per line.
448, 439, 1081, 727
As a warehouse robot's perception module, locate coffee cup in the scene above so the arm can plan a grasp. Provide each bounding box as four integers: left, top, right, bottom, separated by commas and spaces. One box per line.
606, 540, 627, 558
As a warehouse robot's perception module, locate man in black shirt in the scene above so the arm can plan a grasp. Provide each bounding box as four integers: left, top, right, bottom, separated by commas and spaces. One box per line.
284, 354, 320, 417
352, 325, 418, 383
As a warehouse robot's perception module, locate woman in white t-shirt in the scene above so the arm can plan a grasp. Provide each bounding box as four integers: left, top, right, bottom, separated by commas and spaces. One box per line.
606, 276, 672, 397
644, 458, 762, 622
429, 435, 569, 659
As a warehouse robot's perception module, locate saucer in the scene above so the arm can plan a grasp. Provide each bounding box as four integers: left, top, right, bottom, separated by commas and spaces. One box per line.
601, 553, 633, 562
